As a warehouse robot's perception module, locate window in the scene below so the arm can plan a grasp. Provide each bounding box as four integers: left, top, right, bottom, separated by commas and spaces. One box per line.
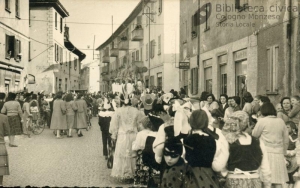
204, 59, 212, 93
150, 40, 155, 59
218, 54, 227, 94
14, 39, 21, 62
60, 17, 63, 33
55, 12, 57, 29
150, 76, 154, 88
65, 51, 68, 66
235, 0, 248, 10
157, 73, 162, 90
5, 35, 15, 59
65, 78, 68, 91
132, 52, 135, 62
191, 68, 198, 95
74, 58, 77, 70
205, 3, 210, 31
191, 13, 197, 38
146, 43, 149, 60
5, 0, 10, 12
15, 0, 20, 18
267, 46, 279, 92
14, 81, 19, 92
59, 79, 62, 91
5, 80, 10, 93
235, 60, 247, 97
136, 50, 139, 61
158, 0, 162, 14
69, 53, 71, 68
158, 35, 161, 55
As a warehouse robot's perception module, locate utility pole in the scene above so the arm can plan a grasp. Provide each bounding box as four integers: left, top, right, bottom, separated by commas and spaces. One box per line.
93, 35, 95, 60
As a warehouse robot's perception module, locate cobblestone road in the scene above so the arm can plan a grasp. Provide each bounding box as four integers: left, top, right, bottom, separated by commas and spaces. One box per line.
3, 117, 130, 187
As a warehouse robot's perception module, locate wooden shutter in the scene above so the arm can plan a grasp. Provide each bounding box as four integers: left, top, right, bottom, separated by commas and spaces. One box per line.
136, 50, 139, 61
14, 39, 19, 60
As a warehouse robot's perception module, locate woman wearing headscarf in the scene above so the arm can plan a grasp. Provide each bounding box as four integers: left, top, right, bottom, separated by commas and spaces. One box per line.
183, 109, 229, 187
252, 102, 289, 188
1, 92, 23, 147
74, 93, 88, 137
50, 92, 67, 139
109, 94, 140, 183
222, 111, 271, 188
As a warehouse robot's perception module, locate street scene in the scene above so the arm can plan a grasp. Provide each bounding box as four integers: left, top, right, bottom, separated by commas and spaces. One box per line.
1, 0, 300, 187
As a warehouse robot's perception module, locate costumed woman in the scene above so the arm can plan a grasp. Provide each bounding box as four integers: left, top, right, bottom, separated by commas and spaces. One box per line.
222, 111, 271, 188
109, 93, 140, 183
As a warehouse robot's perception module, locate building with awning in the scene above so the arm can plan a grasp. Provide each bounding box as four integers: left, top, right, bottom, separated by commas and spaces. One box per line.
27, 0, 85, 94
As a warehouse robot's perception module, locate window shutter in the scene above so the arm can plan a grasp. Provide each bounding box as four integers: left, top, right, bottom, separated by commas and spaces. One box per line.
132, 52, 135, 62
136, 50, 139, 61
14, 39, 19, 60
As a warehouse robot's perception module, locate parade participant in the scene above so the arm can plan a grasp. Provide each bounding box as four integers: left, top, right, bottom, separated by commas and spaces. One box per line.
0, 113, 10, 186
109, 94, 140, 182
224, 96, 241, 121
74, 93, 88, 137
242, 92, 254, 116
98, 98, 114, 159
199, 91, 209, 108
288, 95, 300, 125
132, 116, 158, 187
29, 101, 39, 128
219, 94, 229, 117
277, 97, 292, 123
252, 102, 289, 188
183, 109, 227, 187
205, 94, 219, 112
65, 94, 77, 138
22, 96, 31, 136
1, 92, 23, 147
222, 111, 271, 188
50, 92, 67, 139
285, 121, 298, 188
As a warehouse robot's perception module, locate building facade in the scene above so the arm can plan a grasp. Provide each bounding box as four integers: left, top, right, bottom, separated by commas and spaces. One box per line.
28, 0, 85, 94
80, 60, 100, 93
97, 0, 180, 93
180, 0, 299, 103
0, 0, 30, 93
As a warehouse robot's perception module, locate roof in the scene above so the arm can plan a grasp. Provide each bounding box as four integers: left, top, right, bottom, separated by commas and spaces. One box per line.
30, 0, 69, 18
95, 0, 146, 51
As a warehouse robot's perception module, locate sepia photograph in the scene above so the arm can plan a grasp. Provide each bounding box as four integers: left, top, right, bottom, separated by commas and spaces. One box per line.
0, 0, 300, 187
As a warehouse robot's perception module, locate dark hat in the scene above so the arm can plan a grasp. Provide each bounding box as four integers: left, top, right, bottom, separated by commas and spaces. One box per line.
141, 94, 156, 110
164, 137, 183, 156
189, 109, 209, 130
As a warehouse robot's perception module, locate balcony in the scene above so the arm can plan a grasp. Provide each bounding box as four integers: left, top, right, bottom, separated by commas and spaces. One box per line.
131, 28, 143, 41
118, 40, 129, 51
101, 66, 108, 75
110, 48, 119, 57
102, 56, 110, 63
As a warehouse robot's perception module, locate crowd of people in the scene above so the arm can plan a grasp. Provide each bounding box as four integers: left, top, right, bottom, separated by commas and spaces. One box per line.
97, 87, 300, 188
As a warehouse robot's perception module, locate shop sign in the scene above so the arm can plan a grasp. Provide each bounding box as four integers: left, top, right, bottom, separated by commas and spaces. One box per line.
179, 62, 190, 69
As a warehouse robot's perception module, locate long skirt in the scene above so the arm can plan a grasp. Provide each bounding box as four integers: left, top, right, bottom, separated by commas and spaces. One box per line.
66, 115, 74, 129
111, 131, 136, 179
0, 143, 9, 175
185, 167, 220, 188
8, 115, 22, 135
268, 152, 289, 184
74, 112, 87, 129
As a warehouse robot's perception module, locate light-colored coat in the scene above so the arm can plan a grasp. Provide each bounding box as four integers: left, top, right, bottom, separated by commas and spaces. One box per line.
50, 99, 67, 130
74, 99, 88, 129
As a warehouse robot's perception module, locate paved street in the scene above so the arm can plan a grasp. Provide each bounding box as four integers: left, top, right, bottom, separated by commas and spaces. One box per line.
3, 117, 130, 187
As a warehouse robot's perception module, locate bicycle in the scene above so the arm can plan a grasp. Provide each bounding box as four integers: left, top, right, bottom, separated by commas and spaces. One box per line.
26, 113, 46, 137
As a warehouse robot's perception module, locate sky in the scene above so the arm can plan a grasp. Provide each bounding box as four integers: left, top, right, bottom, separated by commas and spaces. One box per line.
60, 0, 140, 64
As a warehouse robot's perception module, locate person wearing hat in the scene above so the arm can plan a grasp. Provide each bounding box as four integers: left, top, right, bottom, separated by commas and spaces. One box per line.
222, 111, 271, 188
98, 98, 114, 160
109, 92, 141, 183
1, 92, 23, 147
183, 109, 227, 187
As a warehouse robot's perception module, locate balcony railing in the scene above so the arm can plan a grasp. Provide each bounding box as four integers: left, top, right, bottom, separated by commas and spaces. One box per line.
110, 48, 119, 57
118, 40, 129, 50
102, 56, 110, 63
131, 28, 143, 41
